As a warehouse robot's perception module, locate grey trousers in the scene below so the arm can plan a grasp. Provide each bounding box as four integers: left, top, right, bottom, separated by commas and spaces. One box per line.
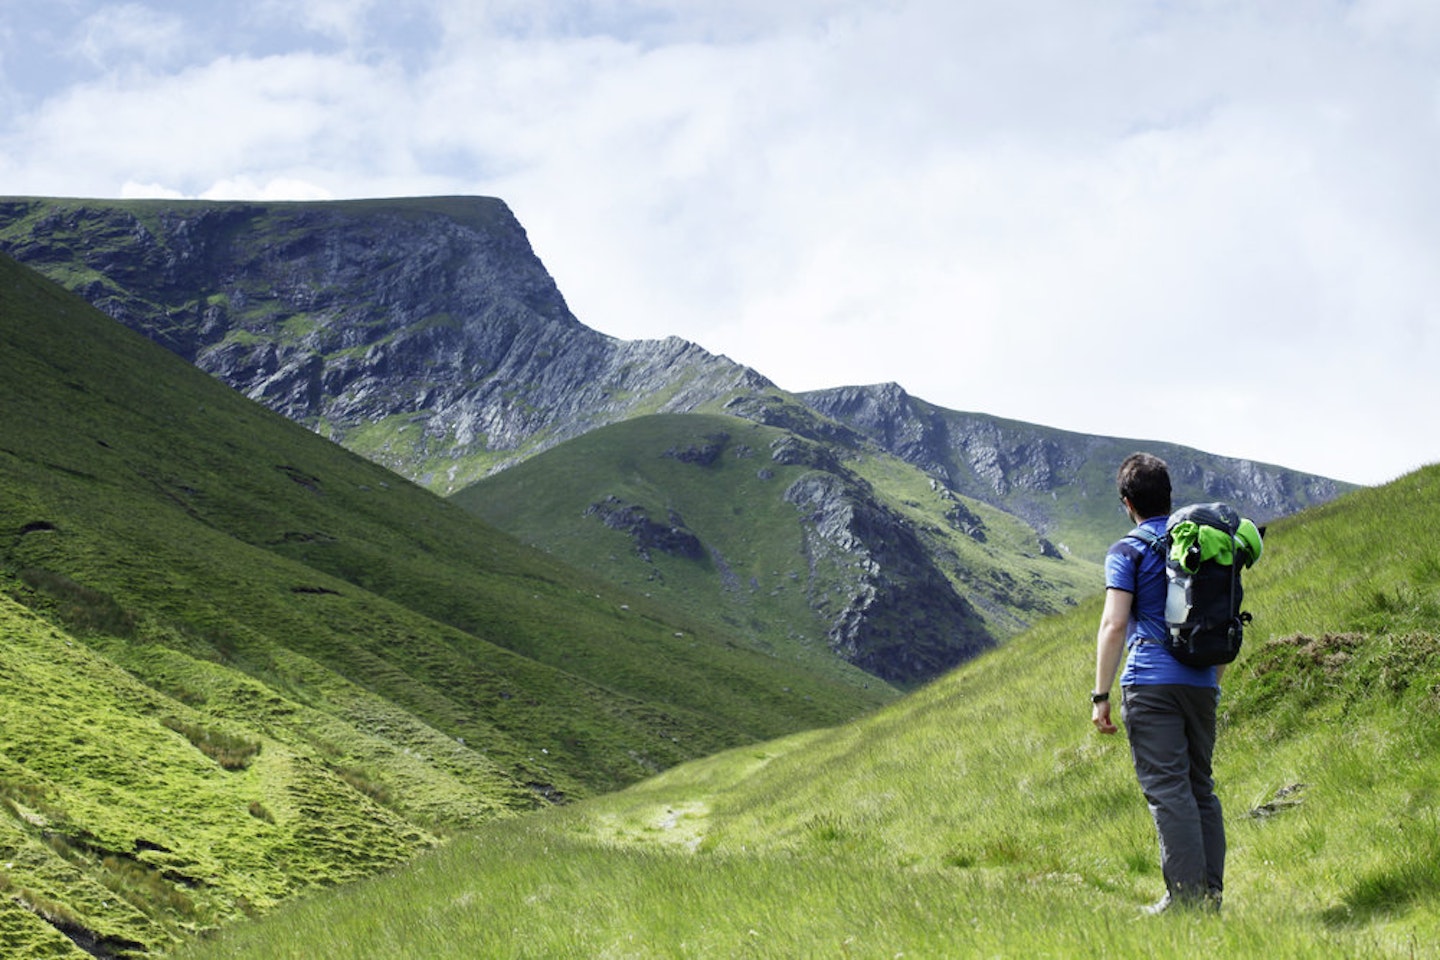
1122, 684, 1225, 900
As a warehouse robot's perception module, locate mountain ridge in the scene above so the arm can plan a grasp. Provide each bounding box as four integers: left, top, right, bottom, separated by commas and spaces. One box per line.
0, 195, 770, 493
0, 195, 1351, 529
0, 193, 1356, 688
800, 381, 1351, 559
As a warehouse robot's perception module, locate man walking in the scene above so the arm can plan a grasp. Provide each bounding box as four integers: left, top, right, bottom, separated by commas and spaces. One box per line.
1091, 452, 1225, 913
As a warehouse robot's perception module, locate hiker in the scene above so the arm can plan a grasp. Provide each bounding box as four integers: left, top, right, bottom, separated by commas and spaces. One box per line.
1090, 452, 1225, 913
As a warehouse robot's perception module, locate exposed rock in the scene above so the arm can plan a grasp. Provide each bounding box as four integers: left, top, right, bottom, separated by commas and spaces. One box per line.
1248, 782, 1308, 819
723, 392, 866, 447
943, 500, 987, 542
769, 435, 842, 473
663, 433, 729, 467
783, 472, 993, 685
585, 497, 706, 562
0, 197, 771, 494
800, 382, 1355, 558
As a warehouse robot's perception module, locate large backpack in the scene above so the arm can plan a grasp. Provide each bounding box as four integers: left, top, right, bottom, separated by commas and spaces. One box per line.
1129, 502, 1264, 668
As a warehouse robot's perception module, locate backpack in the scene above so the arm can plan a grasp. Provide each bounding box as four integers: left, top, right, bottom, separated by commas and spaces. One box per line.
1128, 502, 1264, 668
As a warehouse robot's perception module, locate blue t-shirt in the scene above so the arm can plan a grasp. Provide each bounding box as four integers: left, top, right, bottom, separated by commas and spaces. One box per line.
1105, 516, 1217, 688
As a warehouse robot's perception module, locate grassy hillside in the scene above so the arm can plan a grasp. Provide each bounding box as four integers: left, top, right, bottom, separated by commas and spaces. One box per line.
185, 467, 1440, 958
0, 253, 892, 956
458, 414, 875, 685
456, 413, 1096, 680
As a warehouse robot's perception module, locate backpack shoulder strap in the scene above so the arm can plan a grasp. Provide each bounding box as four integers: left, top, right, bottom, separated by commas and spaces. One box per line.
1126, 526, 1165, 553
1121, 526, 1169, 642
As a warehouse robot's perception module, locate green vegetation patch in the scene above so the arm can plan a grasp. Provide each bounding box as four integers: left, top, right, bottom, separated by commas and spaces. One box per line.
185, 468, 1440, 958
0, 248, 896, 952
458, 412, 1097, 686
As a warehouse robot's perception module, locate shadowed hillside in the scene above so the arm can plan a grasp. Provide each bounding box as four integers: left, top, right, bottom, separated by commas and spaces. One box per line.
456, 412, 1097, 686
0, 253, 891, 956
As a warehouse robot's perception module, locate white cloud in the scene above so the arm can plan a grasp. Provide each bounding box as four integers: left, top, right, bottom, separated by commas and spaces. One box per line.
119, 180, 186, 198
199, 176, 336, 201
1, 0, 1437, 484
5, 50, 416, 196
73, 3, 189, 71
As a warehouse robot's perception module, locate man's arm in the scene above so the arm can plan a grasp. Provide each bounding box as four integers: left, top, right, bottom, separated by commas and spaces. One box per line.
1092, 588, 1132, 735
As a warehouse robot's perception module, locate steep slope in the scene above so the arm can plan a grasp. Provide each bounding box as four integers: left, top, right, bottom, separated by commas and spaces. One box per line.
0, 195, 1354, 691
0, 197, 1349, 541
456, 413, 1096, 686
801, 381, 1355, 560
0, 196, 767, 493
185, 468, 1440, 958
0, 253, 890, 955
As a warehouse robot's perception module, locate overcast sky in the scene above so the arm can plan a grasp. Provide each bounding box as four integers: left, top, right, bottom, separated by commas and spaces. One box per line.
2, 1, 1437, 485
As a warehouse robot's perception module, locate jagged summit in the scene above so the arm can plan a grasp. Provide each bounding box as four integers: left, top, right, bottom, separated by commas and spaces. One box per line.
0, 195, 770, 492
0, 194, 1351, 596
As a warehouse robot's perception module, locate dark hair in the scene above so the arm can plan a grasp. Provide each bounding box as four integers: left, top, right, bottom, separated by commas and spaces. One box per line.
1117, 453, 1171, 519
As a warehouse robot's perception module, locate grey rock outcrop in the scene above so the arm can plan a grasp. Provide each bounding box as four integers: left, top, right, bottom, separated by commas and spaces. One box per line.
800, 382, 1354, 559
0, 197, 769, 493
783, 471, 992, 685
585, 497, 706, 562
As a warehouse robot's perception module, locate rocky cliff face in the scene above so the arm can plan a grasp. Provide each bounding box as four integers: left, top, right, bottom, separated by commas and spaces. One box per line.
800, 382, 1354, 558
782, 470, 993, 683
0, 197, 768, 492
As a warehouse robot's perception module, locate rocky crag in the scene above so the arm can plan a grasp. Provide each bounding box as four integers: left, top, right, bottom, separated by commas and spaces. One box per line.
0, 196, 766, 493
800, 382, 1353, 559
781, 468, 994, 683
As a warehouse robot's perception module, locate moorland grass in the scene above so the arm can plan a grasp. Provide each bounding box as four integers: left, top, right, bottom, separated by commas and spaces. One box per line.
179, 466, 1440, 959
0, 253, 893, 954
457, 413, 1098, 683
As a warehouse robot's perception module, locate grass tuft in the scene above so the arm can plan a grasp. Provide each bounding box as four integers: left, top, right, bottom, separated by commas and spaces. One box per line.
160, 718, 262, 772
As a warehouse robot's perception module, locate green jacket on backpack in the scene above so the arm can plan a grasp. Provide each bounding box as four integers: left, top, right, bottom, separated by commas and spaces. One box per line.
1168, 517, 1264, 573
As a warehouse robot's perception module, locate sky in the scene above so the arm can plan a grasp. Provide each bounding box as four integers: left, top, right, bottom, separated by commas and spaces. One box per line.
1, 1, 1437, 486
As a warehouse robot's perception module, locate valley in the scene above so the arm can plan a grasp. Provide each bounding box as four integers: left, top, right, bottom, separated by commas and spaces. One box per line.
0, 195, 1388, 957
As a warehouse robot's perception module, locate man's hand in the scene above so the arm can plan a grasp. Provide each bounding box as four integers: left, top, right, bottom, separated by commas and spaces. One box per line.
1092, 699, 1118, 735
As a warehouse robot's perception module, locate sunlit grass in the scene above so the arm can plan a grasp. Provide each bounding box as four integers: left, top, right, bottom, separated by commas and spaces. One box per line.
179, 467, 1440, 959
0, 247, 893, 955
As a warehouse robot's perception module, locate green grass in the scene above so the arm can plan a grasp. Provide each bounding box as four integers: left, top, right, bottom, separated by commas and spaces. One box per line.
0, 252, 893, 955
180, 467, 1440, 959
456, 413, 1096, 684
457, 414, 889, 684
